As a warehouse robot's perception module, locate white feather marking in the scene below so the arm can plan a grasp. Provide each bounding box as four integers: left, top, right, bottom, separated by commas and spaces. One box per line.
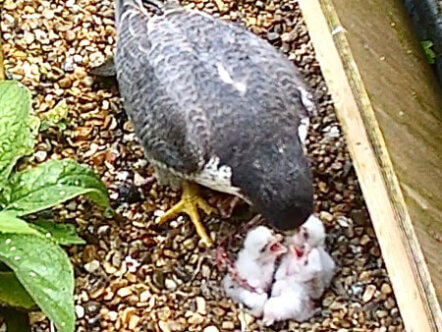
298, 117, 310, 146
234, 82, 247, 94
277, 144, 286, 154
217, 63, 247, 94
298, 87, 316, 114
194, 156, 243, 198
217, 63, 234, 84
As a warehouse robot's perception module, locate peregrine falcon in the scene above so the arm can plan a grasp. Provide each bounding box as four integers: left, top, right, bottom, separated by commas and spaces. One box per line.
115, 0, 315, 246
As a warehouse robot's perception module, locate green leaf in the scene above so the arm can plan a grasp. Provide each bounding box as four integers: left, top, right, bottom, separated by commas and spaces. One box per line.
0, 159, 109, 217
0, 233, 75, 332
39, 121, 51, 133
31, 219, 85, 246
0, 211, 41, 236
0, 307, 31, 332
45, 100, 68, 125
57, 121, 68, 132
0, 272, 36, 309
421, 40, 436, 64
0, 81, 36, 189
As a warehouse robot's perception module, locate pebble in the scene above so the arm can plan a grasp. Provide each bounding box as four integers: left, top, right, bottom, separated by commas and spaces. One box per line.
63, 60, 75, 72
84, 260, 100, 273
363, 284, 377, 303
381, 283, 392, 295
360, 271, 372, 281
183, 238, 196, 250
75, 305, 85, 319
42, 8, 54, 20
255, 1, 265, 9
159, 321, 172, 332
140, 290, 151, 302
82, 76, 94, 87
212, 307, 225, 317
351, 283, 364, 296
116, 286, 132, 298
34, 150, 47, 162
267, 32, 280, 42
165, 279, 177, 290
153, 269, 165, 289
320, 211, 334, 222
58, 76, 72, 88
108, 311, 118, 322
128, 314, 141, 329
360, 234, 372, 245
65, 30, 76, 42
196, 296, 206, 314
133, 172, 149, 186
281, 30, 297, 43
3, 0, 16, 10
201, 265, 211, 278
23, 32, 35, 45
376, 310, 388, 318
187, 313, 204, 325
221, 321, 235, 330
84, 301, 100, 316
203, 326, 219, 332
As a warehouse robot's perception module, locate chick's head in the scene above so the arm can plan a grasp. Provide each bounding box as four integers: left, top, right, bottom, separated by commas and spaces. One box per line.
244, 226, 287, 261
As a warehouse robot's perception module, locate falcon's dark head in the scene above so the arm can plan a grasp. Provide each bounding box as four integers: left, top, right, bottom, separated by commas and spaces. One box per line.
231, 138, 314, 231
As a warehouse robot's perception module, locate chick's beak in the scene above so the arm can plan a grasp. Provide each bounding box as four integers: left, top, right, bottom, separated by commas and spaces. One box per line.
291, 244, 305, 258
268, 239, 287, 256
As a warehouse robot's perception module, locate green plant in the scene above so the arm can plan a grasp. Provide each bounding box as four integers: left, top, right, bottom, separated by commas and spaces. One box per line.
0, 81, 110, 332
421, 40, 436, 65
39, 99, 70, 132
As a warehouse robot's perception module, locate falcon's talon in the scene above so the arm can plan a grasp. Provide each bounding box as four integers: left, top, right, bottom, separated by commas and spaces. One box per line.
157, 182, 215, 247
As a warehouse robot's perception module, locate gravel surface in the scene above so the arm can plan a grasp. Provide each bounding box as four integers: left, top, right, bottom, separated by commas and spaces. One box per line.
1, 0, 405, 331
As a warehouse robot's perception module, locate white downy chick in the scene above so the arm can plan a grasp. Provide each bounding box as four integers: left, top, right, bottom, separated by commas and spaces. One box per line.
263, 278, 315, 325
275, 215, 335, 298
223, 274, 268, 317
223, 226, 286, 316
263, 247, 320, 325
288, 246, 335, 299
264, 215, 335, 325
275, 215, 329, 282
291, 214, 326, 249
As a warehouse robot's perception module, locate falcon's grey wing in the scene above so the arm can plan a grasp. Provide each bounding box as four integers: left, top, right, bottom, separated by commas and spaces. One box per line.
116, 3, 211, 174
159, 9, 315, 155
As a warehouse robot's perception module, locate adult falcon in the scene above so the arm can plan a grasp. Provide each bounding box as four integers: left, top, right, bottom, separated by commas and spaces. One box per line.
115, 0, 315, 246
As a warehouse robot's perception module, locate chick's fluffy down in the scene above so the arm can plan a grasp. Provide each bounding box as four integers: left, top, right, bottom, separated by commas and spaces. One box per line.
263, 278, 315, 325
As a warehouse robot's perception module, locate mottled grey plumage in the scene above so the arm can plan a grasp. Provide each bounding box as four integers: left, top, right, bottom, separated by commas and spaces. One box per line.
115, 0, 314, 230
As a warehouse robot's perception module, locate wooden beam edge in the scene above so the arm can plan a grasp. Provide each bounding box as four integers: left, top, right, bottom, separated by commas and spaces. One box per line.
298, 0, 441, 331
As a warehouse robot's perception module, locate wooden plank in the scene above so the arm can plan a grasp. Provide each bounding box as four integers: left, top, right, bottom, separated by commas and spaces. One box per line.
328, 0, 442, 306
298, 0, 441, 331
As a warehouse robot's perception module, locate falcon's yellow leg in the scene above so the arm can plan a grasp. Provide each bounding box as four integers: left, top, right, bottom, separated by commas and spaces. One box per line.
157, 182, 216, 247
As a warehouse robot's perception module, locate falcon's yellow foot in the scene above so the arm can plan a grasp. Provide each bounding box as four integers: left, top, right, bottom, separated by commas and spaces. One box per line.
157, 182, 216, 247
